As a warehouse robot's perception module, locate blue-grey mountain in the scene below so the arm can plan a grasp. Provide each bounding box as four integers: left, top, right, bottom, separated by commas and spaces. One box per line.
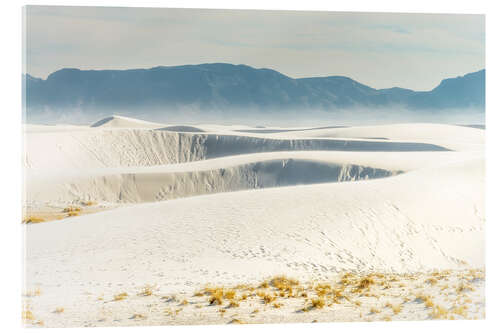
23, 63, 485, 119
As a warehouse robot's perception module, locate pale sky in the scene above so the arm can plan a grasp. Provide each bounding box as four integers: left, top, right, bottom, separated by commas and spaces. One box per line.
24, 6, 484, 91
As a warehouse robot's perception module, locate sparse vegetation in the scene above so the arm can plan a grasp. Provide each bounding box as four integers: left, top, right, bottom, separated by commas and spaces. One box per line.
138, 285, 154, 296
64, 269, 483, 324
22, 216, 45, 224
113, 292, 128, 301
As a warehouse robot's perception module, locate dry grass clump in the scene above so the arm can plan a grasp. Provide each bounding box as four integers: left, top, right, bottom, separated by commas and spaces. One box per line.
415, 294, 434, 308
314, 283, 333, 297
355, 277, 375, 292
63, 206, 81, 213
204, 286, 239, 306
113, 292, 128, 301
138, 285, 154, 296
81, 201, 96, 206
451, 305, 468, 317
63, 206, 81, 217
425, 278, 438, 286
431, 304, 448, 319
22, 307, 35, 321
24, 288, 42, 297
310, 298, 326, 309
53, 307, 64, 314
270, 275, 299, 292
209, 291, 224, 305
369, 307, 381, 314
224, 290, 236, 300
391, 304, 402, 315
130, 313, 146, 320
22, 216, 45, 224
457, 283, 475, 293
228, 300, 240, 308
273, 302, 283, 309
257, 291, 276, 305
228, 318, 245, 324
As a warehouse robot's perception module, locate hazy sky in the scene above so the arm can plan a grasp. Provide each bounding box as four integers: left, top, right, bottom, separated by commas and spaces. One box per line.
25, 6, 484, 91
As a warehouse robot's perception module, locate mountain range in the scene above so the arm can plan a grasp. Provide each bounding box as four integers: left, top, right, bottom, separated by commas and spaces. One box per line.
23, 63, 485, 120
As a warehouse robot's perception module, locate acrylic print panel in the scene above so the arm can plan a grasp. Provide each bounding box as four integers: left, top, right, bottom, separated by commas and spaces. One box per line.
22, 6, 485, 327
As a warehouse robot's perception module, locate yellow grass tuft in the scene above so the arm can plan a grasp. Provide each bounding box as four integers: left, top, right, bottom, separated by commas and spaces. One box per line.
53, 307, 64, 314
138, 285, 154, 296
63, 206, 81, 213
228, 300, 240, 308
130, 313, 146, 320
22, 309, 35, 321
431, 304, 448, 319
425, 278, 438, 286
22, 216, 45, 224
310, 298, 326, 309
273, 302, 283, 309
113, 292, 128, 301
451, 305, 468, 317
391, 304, 402, 315
270, 275, 299, 291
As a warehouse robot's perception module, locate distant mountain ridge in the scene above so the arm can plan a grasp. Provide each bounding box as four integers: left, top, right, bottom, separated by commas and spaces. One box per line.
23, 63, 485, 118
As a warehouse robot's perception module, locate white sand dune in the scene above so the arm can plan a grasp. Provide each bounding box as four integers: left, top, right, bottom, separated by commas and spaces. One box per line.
22, 117, 485, 327
90, 115, 166, 129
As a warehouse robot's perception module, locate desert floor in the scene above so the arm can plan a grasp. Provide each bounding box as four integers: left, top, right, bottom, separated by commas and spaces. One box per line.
22, 116, 484, 327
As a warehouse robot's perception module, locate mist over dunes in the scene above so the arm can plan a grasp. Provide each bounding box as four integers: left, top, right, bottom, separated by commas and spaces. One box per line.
23, 63, 485, 124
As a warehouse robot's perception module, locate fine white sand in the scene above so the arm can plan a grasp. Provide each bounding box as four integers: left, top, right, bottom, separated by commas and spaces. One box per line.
22, 116, 485, 327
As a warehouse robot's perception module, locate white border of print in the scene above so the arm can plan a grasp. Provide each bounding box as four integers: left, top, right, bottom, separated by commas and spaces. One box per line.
1, 1, 498, 333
